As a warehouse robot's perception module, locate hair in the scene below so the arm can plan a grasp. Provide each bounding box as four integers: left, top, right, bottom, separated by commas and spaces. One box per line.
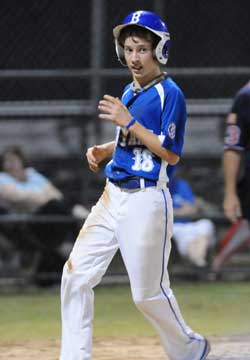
118, 25, 159, 49
0, 145, 28, 170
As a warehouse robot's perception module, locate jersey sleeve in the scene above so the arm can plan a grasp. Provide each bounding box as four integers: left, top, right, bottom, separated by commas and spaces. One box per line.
224, 92, 250, 151
160, 87, 186, 156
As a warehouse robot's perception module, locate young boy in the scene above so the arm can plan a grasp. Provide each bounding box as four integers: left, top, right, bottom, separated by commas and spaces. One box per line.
60, 10, 211, 360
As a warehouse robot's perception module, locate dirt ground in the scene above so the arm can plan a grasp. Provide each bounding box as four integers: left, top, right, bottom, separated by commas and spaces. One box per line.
1, 335, 250, 360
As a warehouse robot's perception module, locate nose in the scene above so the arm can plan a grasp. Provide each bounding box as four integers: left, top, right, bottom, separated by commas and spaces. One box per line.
131, 50, 140, 62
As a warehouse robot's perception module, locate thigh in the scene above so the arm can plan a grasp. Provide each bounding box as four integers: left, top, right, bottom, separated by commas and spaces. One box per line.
68, 184, 119, 285
117, 187, 172, 300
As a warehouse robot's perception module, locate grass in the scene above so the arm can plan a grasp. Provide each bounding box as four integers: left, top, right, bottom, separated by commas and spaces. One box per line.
0, 282, 249, 342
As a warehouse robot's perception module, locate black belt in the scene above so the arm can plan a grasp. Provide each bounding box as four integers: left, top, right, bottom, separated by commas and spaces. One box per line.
109, 176, 157, 189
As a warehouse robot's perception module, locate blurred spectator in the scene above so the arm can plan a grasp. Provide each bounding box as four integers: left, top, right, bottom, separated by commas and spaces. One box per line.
0, 145, 88, 278
169, 176, 216, 267
211, 81, 250, 273
0, 145, 65, 214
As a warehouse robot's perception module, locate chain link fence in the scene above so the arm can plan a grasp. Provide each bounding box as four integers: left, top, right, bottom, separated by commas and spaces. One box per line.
0, 0, 249, 284
0, 0, 249, 101
0, 0, 248, 183
0, 0, 249, 198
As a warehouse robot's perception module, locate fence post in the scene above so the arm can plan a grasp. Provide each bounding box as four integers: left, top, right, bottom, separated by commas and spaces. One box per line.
90, 0, 105, 144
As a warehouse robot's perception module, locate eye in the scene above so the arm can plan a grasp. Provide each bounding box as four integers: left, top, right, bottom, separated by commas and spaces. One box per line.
139, 47, 149, 53
124, 47, 132, 54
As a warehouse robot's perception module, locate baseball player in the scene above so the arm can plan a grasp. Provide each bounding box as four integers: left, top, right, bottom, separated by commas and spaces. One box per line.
60, 10, 210, 360
223, 80, 250, 224
211, 80, 250, 272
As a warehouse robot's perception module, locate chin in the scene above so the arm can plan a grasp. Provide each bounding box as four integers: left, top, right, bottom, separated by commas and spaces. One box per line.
133, 74, 143, 80
133, 73, 146, 82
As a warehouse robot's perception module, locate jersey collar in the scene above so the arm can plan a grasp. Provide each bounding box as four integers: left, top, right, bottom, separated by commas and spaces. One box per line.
131, 72, 168, 95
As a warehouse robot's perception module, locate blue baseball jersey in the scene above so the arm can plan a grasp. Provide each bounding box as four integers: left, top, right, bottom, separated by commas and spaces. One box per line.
105, 76, 186, 183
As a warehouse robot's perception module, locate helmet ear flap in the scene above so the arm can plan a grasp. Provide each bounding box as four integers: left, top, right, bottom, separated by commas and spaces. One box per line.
115, 40, 127, 66
154, 36, 170, 65
115, 33, 170, 66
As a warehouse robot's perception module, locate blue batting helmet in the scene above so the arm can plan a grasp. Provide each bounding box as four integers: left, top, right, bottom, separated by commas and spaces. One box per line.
113, 10, 170, 66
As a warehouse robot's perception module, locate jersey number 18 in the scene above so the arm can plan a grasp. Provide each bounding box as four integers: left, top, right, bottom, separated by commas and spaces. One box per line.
132, 148, 154, 172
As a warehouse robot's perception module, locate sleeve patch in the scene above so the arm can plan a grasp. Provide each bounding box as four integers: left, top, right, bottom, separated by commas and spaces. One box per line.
168, 122, 176, 139
224, 125, 241, 146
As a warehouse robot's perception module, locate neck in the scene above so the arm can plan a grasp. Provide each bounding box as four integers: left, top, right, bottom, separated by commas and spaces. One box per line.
133, 69, 162, 88
132, 71, 167, 94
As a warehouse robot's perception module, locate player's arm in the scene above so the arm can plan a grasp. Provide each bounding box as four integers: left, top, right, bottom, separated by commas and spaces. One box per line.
223, 149, 242, 222
98, 95, 179, 165
223, 97, 248, 222
127, 122, 179, 164
86, 141, 115, 172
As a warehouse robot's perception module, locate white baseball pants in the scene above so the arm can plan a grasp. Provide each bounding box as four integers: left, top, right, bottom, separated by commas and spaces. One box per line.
60, 181, 208, 360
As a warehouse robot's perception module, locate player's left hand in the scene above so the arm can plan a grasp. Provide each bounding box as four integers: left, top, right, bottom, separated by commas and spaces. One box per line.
98, 95, 132, 127
223, 192, 242, 223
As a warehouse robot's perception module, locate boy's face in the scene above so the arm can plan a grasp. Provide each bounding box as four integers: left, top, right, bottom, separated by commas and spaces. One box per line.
123, 36, 160, 86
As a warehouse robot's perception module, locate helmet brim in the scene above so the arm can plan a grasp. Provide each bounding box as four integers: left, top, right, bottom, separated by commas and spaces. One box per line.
113, 23, 168, 41
113, 24, 170, 44
113, 24, 128, 39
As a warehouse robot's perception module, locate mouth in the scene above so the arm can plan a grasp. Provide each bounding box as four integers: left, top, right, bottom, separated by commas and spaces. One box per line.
131, 65, 143, 73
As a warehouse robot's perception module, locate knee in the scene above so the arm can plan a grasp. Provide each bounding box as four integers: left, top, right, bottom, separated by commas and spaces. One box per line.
133, 295, 162, 319
61, 260, 76, 292
61, 258, 74, 283
132, 292, 155, 313
133, 297, 149, 313
64, 257, 73, 273
132, 287, 172, 313
61, 258, 89, 294
61, 257, 102, 293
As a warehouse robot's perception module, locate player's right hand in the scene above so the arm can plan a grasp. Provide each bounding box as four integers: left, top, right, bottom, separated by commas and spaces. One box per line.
86, 145, 106, 172
223, 192, 242, 223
